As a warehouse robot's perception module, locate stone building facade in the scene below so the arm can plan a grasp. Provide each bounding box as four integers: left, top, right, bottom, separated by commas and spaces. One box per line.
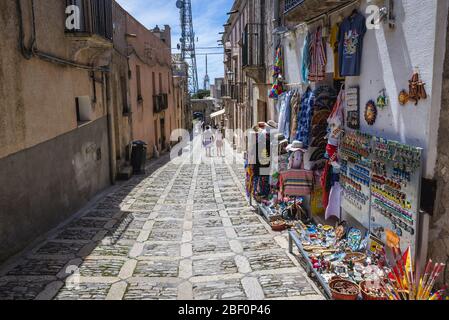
222, 0, 277, 151
0, 0, 188, 263
126, 19, 176, 156
0, 0, 114, 262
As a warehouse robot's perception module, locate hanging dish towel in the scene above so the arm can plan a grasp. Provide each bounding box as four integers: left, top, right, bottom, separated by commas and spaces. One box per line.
325, 182, 342, 220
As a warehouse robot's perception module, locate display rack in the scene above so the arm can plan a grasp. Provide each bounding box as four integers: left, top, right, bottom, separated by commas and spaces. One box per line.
339, 130, 373, 228
368, 138, 423, 255
337, 130, 423, 255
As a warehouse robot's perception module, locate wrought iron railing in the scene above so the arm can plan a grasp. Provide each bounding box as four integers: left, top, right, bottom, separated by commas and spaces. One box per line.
65, 0, 113, 40
242, 23, 265, 68
153, 94, 168, 113
284, 0, 306, 14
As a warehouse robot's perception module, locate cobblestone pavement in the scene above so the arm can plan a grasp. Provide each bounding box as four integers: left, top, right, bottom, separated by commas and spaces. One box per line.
0, 137, 323, 300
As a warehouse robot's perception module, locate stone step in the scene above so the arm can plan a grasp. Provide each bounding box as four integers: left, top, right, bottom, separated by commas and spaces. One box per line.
116, 165, 133, 180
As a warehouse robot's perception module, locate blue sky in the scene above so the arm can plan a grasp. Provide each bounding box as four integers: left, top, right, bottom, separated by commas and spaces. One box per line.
116, 0, 234, 90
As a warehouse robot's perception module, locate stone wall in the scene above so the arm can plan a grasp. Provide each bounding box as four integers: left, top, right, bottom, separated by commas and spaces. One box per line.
429, 10, 449, 282
0, 0, 109, 160
0, 118, 111, 263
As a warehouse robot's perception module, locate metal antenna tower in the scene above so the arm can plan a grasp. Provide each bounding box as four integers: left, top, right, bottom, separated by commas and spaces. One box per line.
203, 54, 210, 90
176, 0, 199, 94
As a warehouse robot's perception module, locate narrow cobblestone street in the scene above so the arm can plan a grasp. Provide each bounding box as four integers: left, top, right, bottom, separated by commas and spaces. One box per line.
0, 135, 323, 300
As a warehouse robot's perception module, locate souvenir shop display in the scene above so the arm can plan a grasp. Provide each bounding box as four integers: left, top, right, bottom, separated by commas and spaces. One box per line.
308, 27, 327, 83
322, 87, 345, 220
398, 71, 427, 106
329, 22, 344, 81
290, 219, 447, 300
345, 86, 360, 130
364, 100, 377, 125
289, 219, 388, 299
408, 71, 427, 105
247, 3, 445, 300
369, 137, 423, 254
269, 47, 286, 99
339, 130, 372, 227
377, 247, 446, 300
246, 124, 271, 203
338, 10, 367, 77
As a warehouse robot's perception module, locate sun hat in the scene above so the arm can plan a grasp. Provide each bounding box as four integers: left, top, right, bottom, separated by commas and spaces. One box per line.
267, 120, 278, 129
286, 140, 306, 152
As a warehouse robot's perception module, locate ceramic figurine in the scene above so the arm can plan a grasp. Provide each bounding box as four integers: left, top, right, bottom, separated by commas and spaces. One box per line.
398, 90, 409, 105
364, 100, 377, 125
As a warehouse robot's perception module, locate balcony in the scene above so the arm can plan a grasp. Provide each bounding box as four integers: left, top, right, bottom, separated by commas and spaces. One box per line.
65, 0, 113, 39
242, 23, 266, 84
65, 0, 113, 66
284, 0, 306, 14
283, 0, 353, 23
153, 94, 169, 113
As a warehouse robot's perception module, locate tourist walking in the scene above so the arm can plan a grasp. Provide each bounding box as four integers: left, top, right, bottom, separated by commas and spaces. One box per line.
216, 128, 224, 157
202, 126, 214, 157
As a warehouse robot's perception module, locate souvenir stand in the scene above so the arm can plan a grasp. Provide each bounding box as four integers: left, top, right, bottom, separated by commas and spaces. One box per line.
369, 138, 423, 255
339, 130, 372, 228
243, 1, 447, 300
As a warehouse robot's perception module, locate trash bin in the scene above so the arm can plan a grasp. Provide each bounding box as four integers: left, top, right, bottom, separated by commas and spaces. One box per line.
131, 140, 147, 174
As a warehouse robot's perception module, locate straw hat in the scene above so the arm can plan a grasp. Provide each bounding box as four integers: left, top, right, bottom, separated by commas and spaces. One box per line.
286, 140, 306, 152
266, 120, 278, 129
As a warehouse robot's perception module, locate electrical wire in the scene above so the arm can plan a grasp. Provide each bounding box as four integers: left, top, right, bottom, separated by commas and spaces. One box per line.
16, 0, 109, 72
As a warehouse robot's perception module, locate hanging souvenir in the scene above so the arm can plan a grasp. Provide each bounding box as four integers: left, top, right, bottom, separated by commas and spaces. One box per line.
376, 89, 388, 109
269, 47, 286, 99
364, 100, 377, 126
408, 71, 427, 105
398, 90, 409, 105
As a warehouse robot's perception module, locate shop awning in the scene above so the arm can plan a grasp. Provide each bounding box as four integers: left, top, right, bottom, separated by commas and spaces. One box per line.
210, 109, 225, 118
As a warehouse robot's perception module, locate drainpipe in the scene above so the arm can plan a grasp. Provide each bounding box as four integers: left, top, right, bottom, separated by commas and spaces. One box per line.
105, 72, 117, 185
273, 0, 280, 28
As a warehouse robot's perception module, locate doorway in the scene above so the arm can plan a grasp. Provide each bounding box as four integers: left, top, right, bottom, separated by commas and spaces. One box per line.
160, 118, 166, 151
